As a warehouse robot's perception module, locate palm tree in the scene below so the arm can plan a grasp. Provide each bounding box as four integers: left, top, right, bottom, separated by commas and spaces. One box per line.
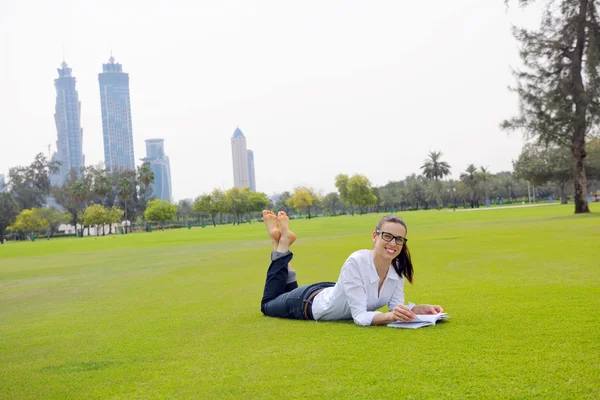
460, 164, 480, 208
93, 173, 111, 206
137, 163, 154, 231
70, 180, 87, 237
421, 151, 452, 181
118, 178, 133, 234
479, 166, 494, 204
421, 151, 451, 208
137, 162, 155, 203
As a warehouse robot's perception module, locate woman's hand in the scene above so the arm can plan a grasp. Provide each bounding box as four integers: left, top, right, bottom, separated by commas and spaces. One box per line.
388, 304, 417, 322
412, 304, 444, 315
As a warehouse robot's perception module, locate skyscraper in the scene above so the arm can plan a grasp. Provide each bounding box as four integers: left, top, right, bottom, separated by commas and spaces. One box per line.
231, 127, 250, 189
141, 139, 172, 201
247, 149, 256, 192
52, 61, 84, 186
99, 55, 135, 172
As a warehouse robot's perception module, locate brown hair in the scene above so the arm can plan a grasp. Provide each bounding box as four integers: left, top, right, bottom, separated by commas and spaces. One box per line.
375, 215, 414, 283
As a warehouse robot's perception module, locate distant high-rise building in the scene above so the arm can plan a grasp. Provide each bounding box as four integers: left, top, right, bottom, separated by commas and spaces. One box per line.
51, 61, 84, 186
247, 149, 256, 192
0, 174, 6, 193
231, 127, 250, 189
141, 139, 172, 202
99, 55, 135, 173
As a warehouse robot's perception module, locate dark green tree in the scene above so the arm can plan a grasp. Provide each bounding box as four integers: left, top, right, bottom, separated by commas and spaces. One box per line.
502, 0, 600, 213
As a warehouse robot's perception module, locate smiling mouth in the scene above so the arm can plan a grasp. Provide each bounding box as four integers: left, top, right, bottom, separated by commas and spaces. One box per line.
385, 247, 397, 255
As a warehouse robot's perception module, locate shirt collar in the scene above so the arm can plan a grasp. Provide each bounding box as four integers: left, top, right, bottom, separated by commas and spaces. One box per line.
368, 250, 401, 283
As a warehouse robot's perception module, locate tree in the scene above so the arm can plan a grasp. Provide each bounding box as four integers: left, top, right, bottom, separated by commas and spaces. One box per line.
273, 192, 292, 214
405, 174, 426, 210
118, 178, 133, 233
83, 205, 108, 236
107, 207, 125, 233
421, 151, 451, 181
460, 164, 480, 208
287, 187, 313, 218
323, 192, 340, 215
502, 0, 600, 213
479, 167, 494, 204
70, 179, 87, 236
36, 207, 69, 239
334, 174, 351, 211
247, 191, 270, 217
144, 199, 178, 229
421, 151, 451, 209
379, 181, 407, 211
8, 209, 44, 238
92, 167, 112, 206
137, 162, 155, 201
177, 199, 193, 224
0, 192, 20, 243
347, 174, 377, 214
8, 153, 60, 210
225, 187, 250, 225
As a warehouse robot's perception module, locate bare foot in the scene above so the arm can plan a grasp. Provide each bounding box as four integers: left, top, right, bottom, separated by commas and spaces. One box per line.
277, 211, 296, 248
262, 210, 280, 250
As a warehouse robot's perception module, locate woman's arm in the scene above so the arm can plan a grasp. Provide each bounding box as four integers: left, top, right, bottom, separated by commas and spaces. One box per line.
371, 304, 417, 325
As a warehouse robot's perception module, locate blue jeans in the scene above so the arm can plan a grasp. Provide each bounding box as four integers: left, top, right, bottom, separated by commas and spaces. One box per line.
260, 251, 335, 320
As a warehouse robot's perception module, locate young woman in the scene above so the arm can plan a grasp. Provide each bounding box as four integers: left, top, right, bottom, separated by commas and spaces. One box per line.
260, 210, 443, 326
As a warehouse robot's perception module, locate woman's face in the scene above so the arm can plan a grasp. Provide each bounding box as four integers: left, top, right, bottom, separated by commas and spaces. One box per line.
372, 222, 407, 261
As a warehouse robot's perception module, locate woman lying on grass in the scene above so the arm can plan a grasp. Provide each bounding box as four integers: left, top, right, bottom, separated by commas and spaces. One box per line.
260, 210, 443, 326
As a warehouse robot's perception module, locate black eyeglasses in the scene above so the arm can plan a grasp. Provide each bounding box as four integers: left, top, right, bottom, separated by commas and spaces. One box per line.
376, 230, 407, 245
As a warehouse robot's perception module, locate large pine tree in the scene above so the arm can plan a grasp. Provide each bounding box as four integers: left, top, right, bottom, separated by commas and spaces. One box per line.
503, 0, 600, 213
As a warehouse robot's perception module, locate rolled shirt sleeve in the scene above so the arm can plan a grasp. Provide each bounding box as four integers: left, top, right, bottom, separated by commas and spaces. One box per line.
340, 258, 382, 326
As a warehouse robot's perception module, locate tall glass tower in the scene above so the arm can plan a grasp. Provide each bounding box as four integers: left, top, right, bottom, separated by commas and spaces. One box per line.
99, 55, 135, 172
231, 127, 250, 189
141, 139, 172, 202
247, 149, 256, 192
52, 61, 84, 185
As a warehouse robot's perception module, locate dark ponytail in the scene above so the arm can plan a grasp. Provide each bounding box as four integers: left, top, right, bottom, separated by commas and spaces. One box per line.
376, 215, 414, 284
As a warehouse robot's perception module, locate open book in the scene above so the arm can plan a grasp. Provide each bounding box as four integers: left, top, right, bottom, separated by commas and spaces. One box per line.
387, 313, 449, 329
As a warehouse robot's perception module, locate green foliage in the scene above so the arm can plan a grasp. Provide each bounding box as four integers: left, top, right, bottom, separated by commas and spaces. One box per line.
35, 207, 69, 239
287, 187, 313, 217
8, 153, 60, 209
322, 192, 341, 215
503, 0, 600, 213
347, 174, 376, 214
144, 199, 178, 227
0, 192, 20, 243
108, 206, 125, 229
83, 205, 108, 231
421, 150, 451, 181
118, 178, 134, 233
8, 209, 44, 236
334, 174, 350, 205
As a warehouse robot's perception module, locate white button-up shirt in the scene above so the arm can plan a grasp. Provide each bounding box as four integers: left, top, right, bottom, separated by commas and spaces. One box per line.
311, 249, 407, 326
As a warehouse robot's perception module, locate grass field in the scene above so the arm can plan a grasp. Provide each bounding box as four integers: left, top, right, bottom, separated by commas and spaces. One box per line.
1, 205, 599, 399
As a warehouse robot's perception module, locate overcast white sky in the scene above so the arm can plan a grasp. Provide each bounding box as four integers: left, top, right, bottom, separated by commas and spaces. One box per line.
0, 1, 539, 201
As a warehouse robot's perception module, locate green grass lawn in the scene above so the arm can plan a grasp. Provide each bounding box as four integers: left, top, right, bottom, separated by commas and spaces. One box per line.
1, 205, 599, 399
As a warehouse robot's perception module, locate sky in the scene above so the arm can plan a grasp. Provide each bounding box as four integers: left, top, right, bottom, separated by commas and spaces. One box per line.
0, 0, 540, 201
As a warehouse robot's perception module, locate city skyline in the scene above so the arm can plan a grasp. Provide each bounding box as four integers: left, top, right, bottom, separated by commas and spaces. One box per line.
50, 61, 84, 186
99, 55, 136, 173
1, 1, 537, 201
